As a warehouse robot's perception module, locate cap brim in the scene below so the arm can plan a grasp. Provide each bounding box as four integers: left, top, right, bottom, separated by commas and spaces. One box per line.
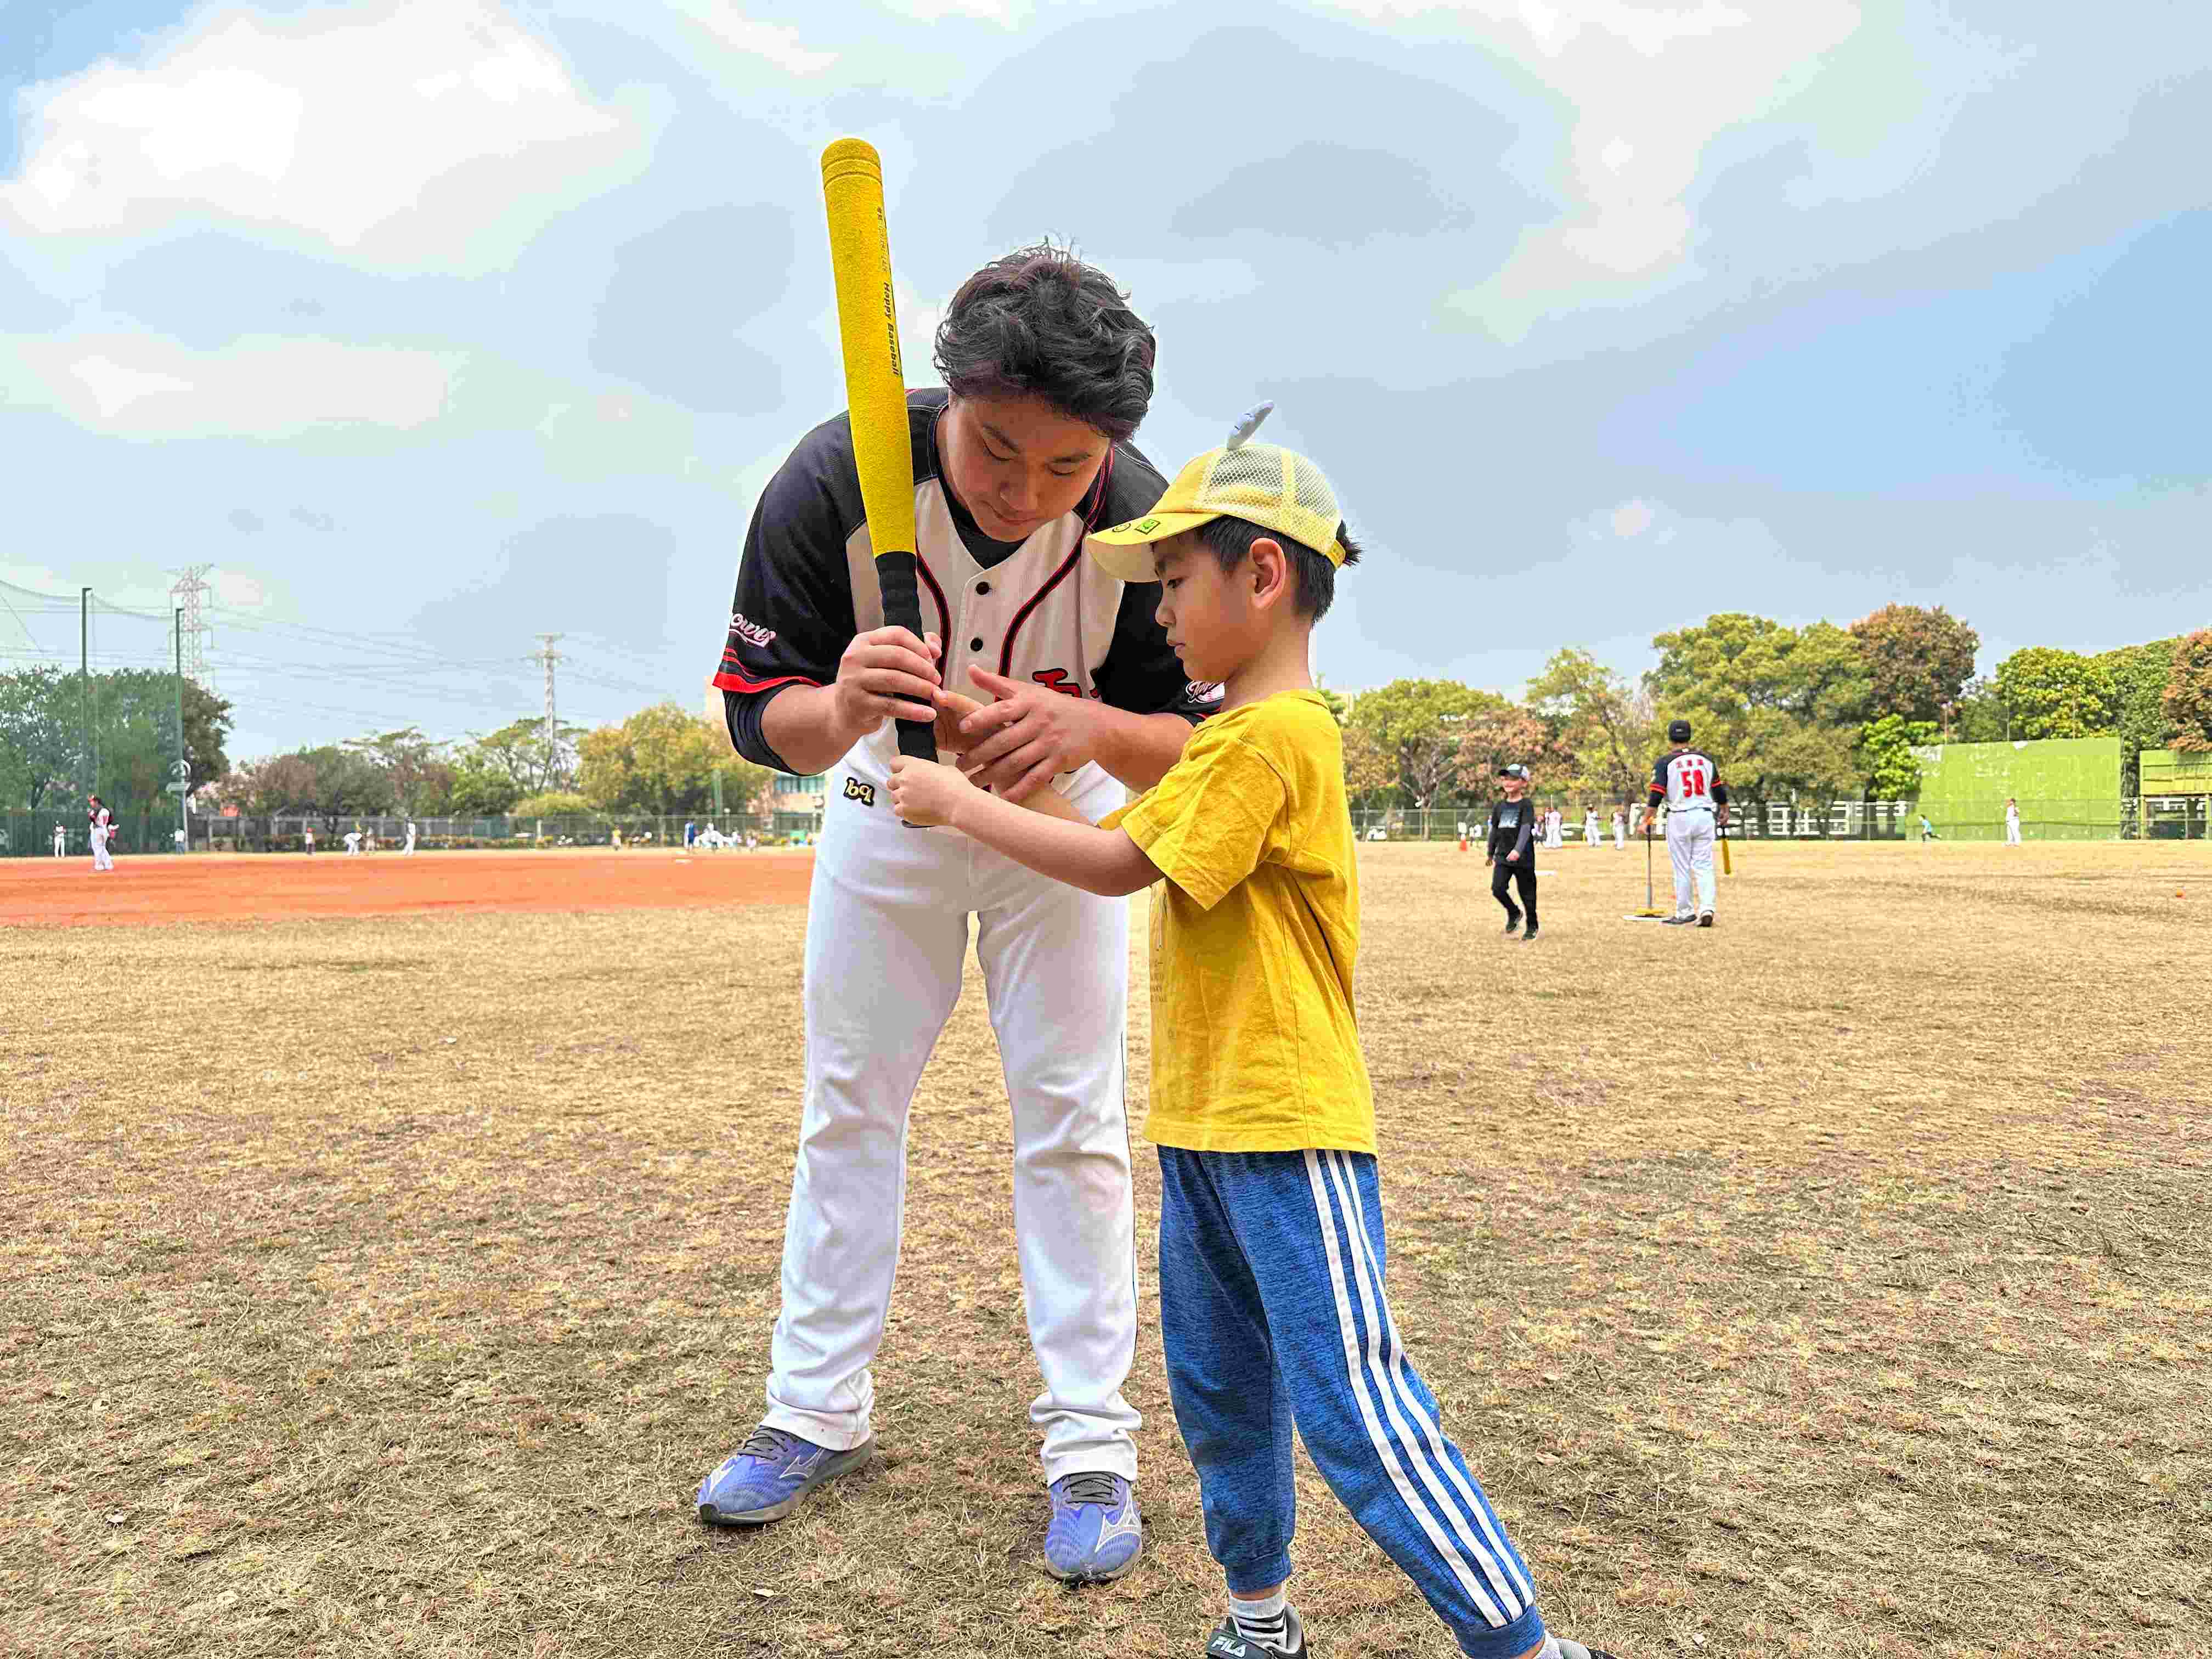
1084, 510, 1220, 581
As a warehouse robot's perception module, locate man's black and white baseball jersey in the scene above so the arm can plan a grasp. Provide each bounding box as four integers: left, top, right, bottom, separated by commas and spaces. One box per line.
1647, 748, 1729, 814
714, 388, 1212, 788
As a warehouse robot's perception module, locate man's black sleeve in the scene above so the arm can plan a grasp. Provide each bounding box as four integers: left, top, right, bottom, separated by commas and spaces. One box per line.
1647, 755, 1669, 808
713, 420, 862, 773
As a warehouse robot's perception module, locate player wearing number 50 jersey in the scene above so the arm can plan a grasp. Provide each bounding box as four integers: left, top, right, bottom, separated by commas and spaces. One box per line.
1641, 719, 1729, 927
696, 246, 1208, 1585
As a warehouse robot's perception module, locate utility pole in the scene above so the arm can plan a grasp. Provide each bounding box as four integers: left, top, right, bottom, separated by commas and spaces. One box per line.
529, 633, 564, 789
169, 563, 215, 690
175, 607, 190, 850
80, 585, 93, 796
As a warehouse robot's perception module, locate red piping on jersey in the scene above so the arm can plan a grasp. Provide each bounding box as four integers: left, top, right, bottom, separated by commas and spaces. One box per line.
915, 554, 949, 644
996, 448, 1116, 681
713, 668, 822, 695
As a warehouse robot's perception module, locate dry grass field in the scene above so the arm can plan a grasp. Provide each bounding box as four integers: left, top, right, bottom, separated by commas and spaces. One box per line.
4, 841, 2208, 1659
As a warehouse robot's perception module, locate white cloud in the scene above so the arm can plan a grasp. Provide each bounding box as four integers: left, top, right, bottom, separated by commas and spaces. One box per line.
5, 332, 458, 439
676, 5, 839, 74
211, 569, 268, 608
1609, 498, 1655, 538
0, 0, 646, 273
1348, 0, 1863, 335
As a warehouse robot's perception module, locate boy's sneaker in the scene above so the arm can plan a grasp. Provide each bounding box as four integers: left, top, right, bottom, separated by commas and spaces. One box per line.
1503, 917, 1522, 936
1043, 1472, 1143, 1582
1521, 927, 1541, 943
1204, 1614, 1307, 1657
1697, 911, 1715, 928
696, 1424, 872, 1525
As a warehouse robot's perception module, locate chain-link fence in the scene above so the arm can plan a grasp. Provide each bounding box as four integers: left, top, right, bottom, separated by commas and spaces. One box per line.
1347, 798, 2210, 844
10, 797, 2208, 856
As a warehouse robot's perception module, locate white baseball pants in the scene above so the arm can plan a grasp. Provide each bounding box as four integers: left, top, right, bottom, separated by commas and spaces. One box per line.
91, 828, 114, 871
762, 764, 1140, 1485
1667, 809, 1714, 917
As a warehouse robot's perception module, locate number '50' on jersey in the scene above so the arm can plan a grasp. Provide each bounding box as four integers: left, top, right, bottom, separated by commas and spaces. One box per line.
1650, 750, 1729, 811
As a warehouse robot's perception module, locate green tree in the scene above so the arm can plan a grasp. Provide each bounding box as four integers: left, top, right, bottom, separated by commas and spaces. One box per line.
1946, 676, 2011, 743
459, 716, 583, 798
1344, 679, 1504, 808
0, 666, 81, 810
2094, 638, 2181, 787
1855, 715, 1939, 798
1313, 686, 1351, 729
346, 727, 452, 816
447, 753, 523, 816
1526, 647, 1663, 804
1451, 704, 1561, 795
1848, 604, 1980, 723
578, 701, 775, 814
1646, 614, 1870, 802
2165, 630, 2212, 753
216, 746, 394, 830
510, 790, 597, 819
1994, 647, 2118, 740
1340, 721, 1394, 806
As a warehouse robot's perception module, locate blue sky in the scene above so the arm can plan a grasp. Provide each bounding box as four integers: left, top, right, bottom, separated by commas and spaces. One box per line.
2, 0, 2207, 758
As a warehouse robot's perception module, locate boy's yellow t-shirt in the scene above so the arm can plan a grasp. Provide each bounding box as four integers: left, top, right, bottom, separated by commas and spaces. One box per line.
1107, 689, 1374, 1154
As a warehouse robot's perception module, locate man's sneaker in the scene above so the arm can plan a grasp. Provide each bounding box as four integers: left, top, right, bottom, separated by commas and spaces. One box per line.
1043, 1471, 1143, 1582
1204, 1614, 1307, 1657
1697, 911, 1716, 928
696, 1424, 872, 1526
1662, 914, 1695, 927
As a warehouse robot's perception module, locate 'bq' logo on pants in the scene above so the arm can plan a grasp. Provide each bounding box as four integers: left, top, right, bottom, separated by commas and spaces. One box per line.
843, 777, 877, 808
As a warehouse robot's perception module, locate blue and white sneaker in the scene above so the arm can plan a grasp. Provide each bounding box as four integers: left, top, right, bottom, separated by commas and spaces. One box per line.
1043, 1471, 1143, 1582
696, 1424, 873, 1526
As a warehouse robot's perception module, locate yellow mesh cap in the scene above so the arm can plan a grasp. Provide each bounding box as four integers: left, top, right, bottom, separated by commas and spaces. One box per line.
1087, 441, 1347, 582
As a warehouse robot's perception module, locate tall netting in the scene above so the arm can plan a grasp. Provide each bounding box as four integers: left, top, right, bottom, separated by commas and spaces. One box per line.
0, 577, 187, 855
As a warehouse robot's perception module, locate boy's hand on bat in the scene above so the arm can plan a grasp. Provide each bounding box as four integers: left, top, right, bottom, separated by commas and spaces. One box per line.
889, 755, 975, 828
929, 686, 985, 757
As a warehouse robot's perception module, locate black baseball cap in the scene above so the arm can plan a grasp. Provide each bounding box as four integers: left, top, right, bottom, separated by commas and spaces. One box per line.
1497, 764, 1530, 779
1667, 719, 1692, 742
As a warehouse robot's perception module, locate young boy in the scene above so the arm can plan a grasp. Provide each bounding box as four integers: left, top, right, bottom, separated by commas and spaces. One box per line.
890, 424, 1615, 1659
1488, 765, 1540, 941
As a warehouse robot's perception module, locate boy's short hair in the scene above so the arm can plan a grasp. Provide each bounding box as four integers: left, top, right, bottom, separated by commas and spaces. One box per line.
933, 244, 1156, 442
1197, 514, 1362, 621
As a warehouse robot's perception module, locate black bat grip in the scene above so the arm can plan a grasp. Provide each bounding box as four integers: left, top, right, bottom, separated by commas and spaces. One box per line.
875, 550, 938, 763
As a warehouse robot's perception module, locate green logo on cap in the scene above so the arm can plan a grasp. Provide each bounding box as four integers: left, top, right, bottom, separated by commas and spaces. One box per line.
1132, 516, 1160, 533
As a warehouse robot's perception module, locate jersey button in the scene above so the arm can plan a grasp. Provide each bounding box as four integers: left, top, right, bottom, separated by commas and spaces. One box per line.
975, 581, 990, 594
969, 637, 984, 652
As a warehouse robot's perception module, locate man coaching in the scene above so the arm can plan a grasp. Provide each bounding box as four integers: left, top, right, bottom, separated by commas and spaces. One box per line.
1641, 719, 1729, 927
697, 247, 1205, 1582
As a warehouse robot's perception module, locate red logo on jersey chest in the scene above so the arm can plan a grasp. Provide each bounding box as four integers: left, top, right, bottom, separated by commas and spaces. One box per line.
1030, 668, 1099, 700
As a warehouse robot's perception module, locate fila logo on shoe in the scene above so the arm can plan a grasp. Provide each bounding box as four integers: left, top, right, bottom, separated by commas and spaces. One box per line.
1207, 1637, 1250, 1658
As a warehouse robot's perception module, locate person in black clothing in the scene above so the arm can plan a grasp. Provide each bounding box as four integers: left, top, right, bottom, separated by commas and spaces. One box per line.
1487, 764, 1539, 940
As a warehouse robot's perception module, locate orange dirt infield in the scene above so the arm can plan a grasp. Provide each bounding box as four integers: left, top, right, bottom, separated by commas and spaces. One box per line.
0, 847, 815, 927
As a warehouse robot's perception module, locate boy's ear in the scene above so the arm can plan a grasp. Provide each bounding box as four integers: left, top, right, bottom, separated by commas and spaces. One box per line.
1248, 535, 1290, 607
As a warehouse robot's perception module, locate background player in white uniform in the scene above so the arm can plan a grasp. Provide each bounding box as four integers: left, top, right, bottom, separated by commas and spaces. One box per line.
1641, 720, 1729, 927
1582, 805, 1601, 849
342, 827, 362, 855
403, 820, 417, 855
696, 247, 1207, 1582
53, 823, 66, 857
86, 795, 114, 872
1611, 806, 1627, 849
2005, 798, 2022, 845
